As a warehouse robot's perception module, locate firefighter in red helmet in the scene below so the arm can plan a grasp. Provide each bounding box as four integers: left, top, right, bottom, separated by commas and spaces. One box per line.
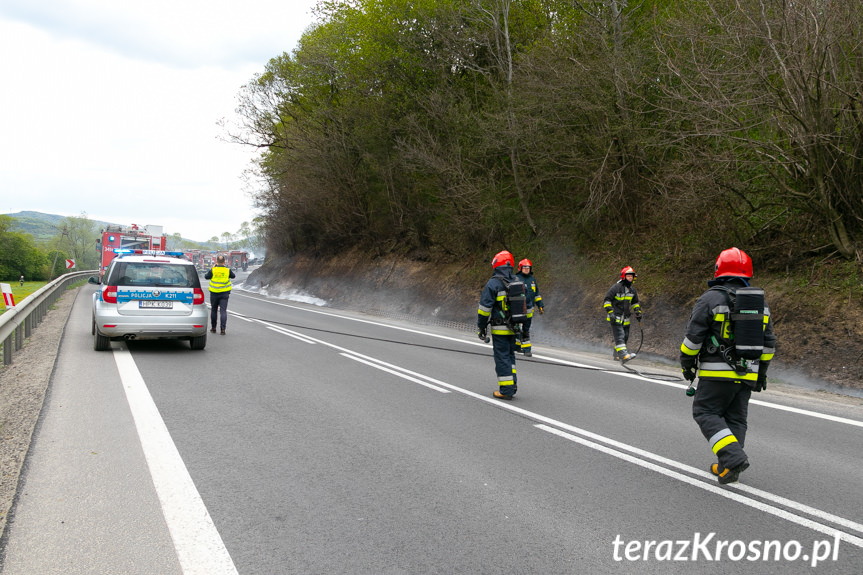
515, 258, 544, 357
478, 250, 520, 399
603, 266, 642, 362
680, 247, 776, 484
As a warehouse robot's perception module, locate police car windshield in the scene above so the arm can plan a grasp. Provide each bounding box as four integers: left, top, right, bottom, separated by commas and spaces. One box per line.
107, 262, 200, 288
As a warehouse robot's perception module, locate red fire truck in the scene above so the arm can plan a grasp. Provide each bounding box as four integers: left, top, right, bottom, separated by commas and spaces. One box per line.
227, 250, 249, 271
183, 249, 206, 272
97, 224, 167, 278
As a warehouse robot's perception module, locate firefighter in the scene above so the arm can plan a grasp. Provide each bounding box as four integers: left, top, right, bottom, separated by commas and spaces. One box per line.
477, 250, 519, 400
205, 254, 235, 335
515, 258, 544, 357
680, 247, 776, 484
603, 266, 642, 362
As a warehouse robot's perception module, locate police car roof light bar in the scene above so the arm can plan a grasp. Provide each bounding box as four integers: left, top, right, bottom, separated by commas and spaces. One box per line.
113, 249, 185, 257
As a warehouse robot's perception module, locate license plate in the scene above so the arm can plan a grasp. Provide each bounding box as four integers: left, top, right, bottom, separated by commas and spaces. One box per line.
140, 300, 173, 309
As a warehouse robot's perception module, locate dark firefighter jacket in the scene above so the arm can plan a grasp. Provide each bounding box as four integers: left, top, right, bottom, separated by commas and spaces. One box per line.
680, 278, 776, 384
477, 264, 517, 336
516, 271, 543, 318
603, 280, 641, 326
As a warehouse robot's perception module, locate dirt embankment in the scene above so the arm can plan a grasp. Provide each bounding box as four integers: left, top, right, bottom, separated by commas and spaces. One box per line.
246, 251, 863, 396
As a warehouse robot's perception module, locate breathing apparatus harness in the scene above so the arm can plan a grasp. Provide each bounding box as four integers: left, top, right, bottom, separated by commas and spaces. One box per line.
708, 284, 766, 375
684, 283, 767, 397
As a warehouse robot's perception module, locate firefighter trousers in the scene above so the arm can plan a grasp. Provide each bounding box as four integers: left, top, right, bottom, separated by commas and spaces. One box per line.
519, 317, 532, 352
609, 322, 630, 354
692, 378, 751, 471
492, 333, 518, 397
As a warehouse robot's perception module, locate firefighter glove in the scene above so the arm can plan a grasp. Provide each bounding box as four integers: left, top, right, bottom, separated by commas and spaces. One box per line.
755, 361, 769, 392
681, 357, 698, 382
477, 327, 487, 341
538, 305, 545, 314
635, 312, 643, 322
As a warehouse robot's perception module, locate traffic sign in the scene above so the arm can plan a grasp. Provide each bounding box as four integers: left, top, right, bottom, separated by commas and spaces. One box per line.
1, 283, 14, 308
65, 259, 76, 269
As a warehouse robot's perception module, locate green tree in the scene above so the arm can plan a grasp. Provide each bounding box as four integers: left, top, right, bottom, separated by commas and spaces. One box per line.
0, 215, 49, 280
59, 213, 99, 270
656, 0, 863, 259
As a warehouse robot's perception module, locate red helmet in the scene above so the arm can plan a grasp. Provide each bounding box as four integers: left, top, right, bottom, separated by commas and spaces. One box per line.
714, 247, 753, 278
518, 258, 533, 272
620, 266, 637, 280
492, 250, 515, 269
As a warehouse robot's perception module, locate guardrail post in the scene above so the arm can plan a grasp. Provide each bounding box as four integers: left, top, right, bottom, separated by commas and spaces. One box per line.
2, 336, 10, 365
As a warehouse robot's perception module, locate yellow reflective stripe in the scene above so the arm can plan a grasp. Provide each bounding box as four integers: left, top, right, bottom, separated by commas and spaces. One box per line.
478, 309, 490, 317
209, 267, 232, 292
712, 435, 738, 454
699, 370, 758, 381
680, 344, 699, 356
490, 327, 515, 335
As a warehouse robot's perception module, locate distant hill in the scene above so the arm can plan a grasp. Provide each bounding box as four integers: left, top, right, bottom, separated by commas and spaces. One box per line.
4, 211, 117, 242
3, 211, 212, 249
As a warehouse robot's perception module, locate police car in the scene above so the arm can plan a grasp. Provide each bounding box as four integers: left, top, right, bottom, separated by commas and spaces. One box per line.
89, 250, 208, 351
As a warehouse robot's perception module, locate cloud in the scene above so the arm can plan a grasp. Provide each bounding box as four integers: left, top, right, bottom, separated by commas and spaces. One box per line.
0, 1, 318, 242
0, 0, 317, 69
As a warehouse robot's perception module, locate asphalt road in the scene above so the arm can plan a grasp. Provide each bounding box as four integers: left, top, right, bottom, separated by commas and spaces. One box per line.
2, 281, 863, 574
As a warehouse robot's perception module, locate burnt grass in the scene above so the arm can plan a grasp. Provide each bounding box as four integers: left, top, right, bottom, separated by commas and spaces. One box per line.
247, 250, 863, 397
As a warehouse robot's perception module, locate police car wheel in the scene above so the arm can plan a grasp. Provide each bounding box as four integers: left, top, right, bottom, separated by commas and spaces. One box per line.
189, 333, 207, 350
93, 328, 110, 351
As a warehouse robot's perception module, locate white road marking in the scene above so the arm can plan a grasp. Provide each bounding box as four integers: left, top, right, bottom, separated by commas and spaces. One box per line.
113, 347, 238, 575
537, 424, 863, 548
232, 296, 863, 429
340, 352, 450, 393
264, 324, 319, 344
235, 299, 863, 544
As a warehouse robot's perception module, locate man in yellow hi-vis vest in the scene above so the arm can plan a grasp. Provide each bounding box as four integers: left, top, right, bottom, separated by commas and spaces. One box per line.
205, 255, 235, 335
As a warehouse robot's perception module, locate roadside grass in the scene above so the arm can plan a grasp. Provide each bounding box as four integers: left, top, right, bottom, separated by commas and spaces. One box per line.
0, 282, 47, 315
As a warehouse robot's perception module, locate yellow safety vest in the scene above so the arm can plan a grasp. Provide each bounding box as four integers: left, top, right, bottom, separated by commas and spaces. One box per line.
209, 266, 232, 293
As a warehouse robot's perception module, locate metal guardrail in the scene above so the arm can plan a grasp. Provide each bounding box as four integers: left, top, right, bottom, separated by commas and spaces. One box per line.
0, 271, 96, 366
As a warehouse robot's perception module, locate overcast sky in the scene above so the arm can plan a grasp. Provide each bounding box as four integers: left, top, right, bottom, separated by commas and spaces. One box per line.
0, 0, 319, 242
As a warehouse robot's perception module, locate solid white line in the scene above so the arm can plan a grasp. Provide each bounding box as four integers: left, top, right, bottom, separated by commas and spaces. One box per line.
537, 424, 863, 548
237, 298, 863, 540
340, 353, 450, 393
112, 348, 238, 575
237, 293, 863, 429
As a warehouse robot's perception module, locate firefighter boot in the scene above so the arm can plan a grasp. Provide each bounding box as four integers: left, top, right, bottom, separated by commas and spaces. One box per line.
710, 460, 750, 485
521, 330, 532, 357
619, 349, 636, 363
493, 391, 513, 401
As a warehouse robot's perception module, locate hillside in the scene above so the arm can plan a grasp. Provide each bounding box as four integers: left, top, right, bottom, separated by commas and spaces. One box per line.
4, 211, 115, 242
4, 211, 212, 248
246, 249, 863, 398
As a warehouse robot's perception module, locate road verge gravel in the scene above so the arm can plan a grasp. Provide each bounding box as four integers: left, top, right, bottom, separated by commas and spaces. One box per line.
0, 287, 77, 541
